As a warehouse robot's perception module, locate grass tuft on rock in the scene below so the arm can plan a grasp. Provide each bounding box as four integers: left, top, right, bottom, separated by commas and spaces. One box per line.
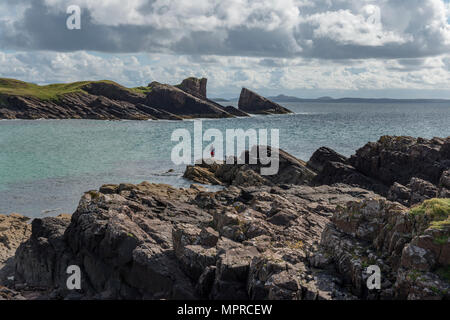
410, 198, 450, 230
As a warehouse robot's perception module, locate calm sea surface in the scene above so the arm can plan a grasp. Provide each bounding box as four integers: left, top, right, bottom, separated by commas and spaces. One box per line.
1, 102, 449, 217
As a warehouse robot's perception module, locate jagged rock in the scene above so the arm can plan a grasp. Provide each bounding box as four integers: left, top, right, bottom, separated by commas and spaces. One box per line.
440, 170, 450, 189
185, 146, 316, 187
388, 182, 411, 206
146, 82, 234, 119
395, 269, 450, 300
12, 177, 379, 300
387, 178, 439, 206
172, 224, 217, 280
238, 88, 293, 115
318, 197, 450, 300
231, 166, 271, 187
14, 215, 72, 290
0, 77, 248, 120
350, 136, 450, 187
211, 243, 259, 300
408, 178, 438, 205
0, 286, 25, 300
99, 184, 119, 194
15, 183, 215, 299
309, 137, 450, 202
8, 142, 450, 300
0, 214, 31, 266
313, 161, 388, 195
0, 214, 31, 285
196, 266, 216, 297
439, 170, 450, 198
183, 165, 224, 185
307, 147, 348, 172
247, 255, 301, 300
199, 227, 219, 247
176, 77, 207, 99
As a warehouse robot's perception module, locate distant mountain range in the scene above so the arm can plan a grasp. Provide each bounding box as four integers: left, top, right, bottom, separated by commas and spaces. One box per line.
213, 94, 450, 104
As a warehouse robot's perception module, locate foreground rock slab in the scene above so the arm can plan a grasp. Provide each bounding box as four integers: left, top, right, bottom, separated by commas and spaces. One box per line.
13, 182, 379, 300
3, 136, 449, 300
0, 214, 31, 285
316, 198, 450, 300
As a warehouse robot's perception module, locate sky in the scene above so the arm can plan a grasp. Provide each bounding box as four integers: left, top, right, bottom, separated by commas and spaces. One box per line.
1, 0, 450, 99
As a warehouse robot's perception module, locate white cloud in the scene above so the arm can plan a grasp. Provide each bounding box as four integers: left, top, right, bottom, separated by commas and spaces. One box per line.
1, 51, 450, 96
1, 0, 448, 59
306, 7, 408, 46
1, 0, 450, 97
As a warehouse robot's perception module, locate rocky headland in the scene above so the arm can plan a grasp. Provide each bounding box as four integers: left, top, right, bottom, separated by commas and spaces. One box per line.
0, 77, 289, 120
0, 135, 449, 300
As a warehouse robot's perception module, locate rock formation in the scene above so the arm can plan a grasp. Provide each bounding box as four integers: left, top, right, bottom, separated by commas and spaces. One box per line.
238, 88, 293, 115
176, 78, 208, 99
312, 136, 450, 199
0, 214, 31, 285
316, 198, 450, 299
145, 81, 234, 119
0, 135, 449, 300
184, 146, 316, 187
350, 136, 449, 187
307, 147, 348, 173
220, 106, 250, 117
13, 182, 379, 300
0, 77, 283, 120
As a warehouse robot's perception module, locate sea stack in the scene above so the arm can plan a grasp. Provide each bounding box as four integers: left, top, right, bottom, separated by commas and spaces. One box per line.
177, 77, 208, 99
145, 81, 234, 119
238, 88, 293, 115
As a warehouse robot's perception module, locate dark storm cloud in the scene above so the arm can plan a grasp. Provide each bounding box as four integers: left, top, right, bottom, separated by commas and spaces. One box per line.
0, 0, 449, 60
0, 0, 173, 53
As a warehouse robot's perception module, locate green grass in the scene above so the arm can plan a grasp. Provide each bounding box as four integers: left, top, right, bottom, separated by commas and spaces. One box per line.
410, 198, 450, 230
0, 78, 149, 102
129, 86, 153, 95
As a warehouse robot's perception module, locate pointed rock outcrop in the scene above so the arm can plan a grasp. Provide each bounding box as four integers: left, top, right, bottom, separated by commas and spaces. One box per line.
238, 88, 293, 115
177, 77, 207, 99
145, 81, 234, 119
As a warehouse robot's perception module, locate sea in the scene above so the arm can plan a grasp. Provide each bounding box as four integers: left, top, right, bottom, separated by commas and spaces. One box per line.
1, 101, 449, 217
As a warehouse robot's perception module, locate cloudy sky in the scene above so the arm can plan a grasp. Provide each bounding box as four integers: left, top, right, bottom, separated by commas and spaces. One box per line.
1, 0, 450, 98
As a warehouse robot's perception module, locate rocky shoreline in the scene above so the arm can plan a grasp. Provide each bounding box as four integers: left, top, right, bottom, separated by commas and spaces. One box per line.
0, 77, 292, 120
0, 135, 449, 300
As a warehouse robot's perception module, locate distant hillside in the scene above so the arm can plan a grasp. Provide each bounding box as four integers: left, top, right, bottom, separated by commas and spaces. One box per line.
211, 98, 229, 102
268, 94, 450, 104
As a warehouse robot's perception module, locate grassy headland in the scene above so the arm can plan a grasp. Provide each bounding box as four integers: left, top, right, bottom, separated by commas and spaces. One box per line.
0, 78, 150, 101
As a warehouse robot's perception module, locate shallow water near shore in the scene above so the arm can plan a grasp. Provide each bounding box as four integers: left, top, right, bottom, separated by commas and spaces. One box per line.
1, 101, 449, 217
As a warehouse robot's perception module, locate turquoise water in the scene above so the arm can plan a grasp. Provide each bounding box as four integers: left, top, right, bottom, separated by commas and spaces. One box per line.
1, 102, 449, 217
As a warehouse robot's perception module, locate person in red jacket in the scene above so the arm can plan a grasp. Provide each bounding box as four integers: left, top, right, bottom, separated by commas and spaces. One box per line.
210, 145, 215, 158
